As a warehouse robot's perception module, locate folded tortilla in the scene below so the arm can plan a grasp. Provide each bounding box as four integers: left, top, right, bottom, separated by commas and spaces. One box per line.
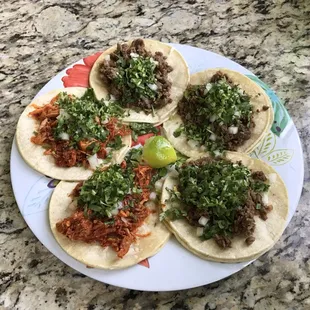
89, 39, 190, 124
161, 152, 288, 263
163, 68, 274, 157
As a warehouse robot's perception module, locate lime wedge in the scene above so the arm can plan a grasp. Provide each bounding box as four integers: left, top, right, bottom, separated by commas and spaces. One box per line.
143, 136, 177, 168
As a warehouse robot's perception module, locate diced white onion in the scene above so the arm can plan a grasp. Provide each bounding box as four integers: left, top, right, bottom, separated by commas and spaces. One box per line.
262, 193, 269, 205
198, 216, 208, 226
104, 54, 110, 61
268, 173, 277, 184
88, 154, 103, 170
111, 208, 119, 216
205, 83, 212, 91
196, 227, 204, 237
209, 115, 217, 123
214, 150, 222, 157
102, 119, 109, 124
130, 52, 139, 58
150, 57, 158, 65
234, 111, 241, 117
188, 139, 198, 149
57, 109, 70, 120
59, 132, 70, 140
149, 192, 157, 200
228, 126, 239, 134
209, 133, 216, 141
109, 95, 116, 102
155, 179, 164, 192
147, 83, 158, 91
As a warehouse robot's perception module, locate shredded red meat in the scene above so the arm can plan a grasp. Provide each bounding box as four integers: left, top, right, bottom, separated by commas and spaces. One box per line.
29, 97, 130, 168
56, 165, 154, 258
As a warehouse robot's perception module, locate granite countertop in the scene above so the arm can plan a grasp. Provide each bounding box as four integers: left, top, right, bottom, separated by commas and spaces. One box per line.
1, 0, 310, 309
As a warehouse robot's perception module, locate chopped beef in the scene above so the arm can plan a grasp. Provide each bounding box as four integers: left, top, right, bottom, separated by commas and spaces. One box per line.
214, 234, 232, 248
210, 71, 234, 85
99, 39, 173, 112
252, 171, 267, 181
262, 105, 270, 111
70, 181, 83, 198
245, 236, 255, 245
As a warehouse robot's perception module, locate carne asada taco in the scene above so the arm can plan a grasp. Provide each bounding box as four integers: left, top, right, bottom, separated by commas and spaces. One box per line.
16, 87, 131, 181
161, 153, 288, 263
49, 149, 170, 269
89, 38, 189, 124
163, 69, 273, 157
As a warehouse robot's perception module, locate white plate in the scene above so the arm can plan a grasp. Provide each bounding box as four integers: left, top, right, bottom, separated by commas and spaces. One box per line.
10, 44, 304, 291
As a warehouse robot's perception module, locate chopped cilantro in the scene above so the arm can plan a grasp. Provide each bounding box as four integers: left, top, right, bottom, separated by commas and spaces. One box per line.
114, 56, 158, 106
53, 89, 124, 151
176, 79, 253, 153
129, 123, 159, 141
159, 208, 187, 221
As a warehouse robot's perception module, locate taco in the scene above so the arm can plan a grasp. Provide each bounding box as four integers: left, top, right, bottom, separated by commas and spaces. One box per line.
160, 153, 288, 263
163, 69, 273, 157
49, 149, 170, 269
16, 87, 131, 181
89, 38, 189, 124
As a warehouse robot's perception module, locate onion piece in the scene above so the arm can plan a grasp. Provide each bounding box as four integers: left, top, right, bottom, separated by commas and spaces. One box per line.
88, 154, 103, 170
209, 115, 217, 123
111, 208, 119, 216
59, 132, 70, 140
196, 227, 204, 237
104, 54, 110, 61
155, 179, 164, 192
228, 126, 238, 134
149, 192, 157, 200
130, 52, 139, 58
209, 133, 216, 141
262, 193, 269, 205
214, 150, 222, 157
147, 84, 158, 91
198, 216, 208, 226
268, 173, 277, 184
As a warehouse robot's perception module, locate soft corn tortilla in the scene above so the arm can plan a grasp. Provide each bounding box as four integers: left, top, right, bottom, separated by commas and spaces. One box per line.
49, 181, 170, 269
161, 152, 288, 263
163, 68, 273, 157
16, 87, 132, 181
89, 39, 190, 124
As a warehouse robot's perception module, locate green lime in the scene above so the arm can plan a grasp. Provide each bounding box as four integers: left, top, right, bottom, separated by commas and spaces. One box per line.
143, 136, 177, 168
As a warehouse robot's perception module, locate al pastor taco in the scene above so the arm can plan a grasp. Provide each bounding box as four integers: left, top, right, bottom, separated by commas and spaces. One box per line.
16, 87, 131, 181
160, 153, 288, 263
89, 38, 189, 124
49, 149, 170, 269
163, 69, 273, 157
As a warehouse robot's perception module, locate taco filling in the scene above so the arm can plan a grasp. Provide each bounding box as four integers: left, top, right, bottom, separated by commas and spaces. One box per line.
174, 72, 254, 154
99, 39, 173, 113
29, 89, 130, 169
55, 149, 163, 258
161, 157, 273, 248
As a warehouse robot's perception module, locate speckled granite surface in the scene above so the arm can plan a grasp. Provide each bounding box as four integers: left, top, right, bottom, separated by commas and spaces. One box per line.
1, 0, 310, 309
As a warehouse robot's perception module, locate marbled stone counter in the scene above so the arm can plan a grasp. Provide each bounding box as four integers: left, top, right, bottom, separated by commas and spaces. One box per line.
1, 0, 309, 309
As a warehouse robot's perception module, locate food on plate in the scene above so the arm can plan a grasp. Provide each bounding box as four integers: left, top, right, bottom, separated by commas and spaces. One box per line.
89, 38, 189, 124
142, 136, 177, 168
16, 88, 132, 181
161, 153, 288, 263
49, 149, 170, 269
163, 69, 273, 157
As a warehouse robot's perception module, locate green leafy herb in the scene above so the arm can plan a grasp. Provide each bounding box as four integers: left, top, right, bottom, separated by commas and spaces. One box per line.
175, 79, 253, 154
53, 89, 124, 151
78, 165, 135, 218
114, 56, 158, 106
166, 159, 270, 240
159, 208, 187, 221
130, 123, 159, 141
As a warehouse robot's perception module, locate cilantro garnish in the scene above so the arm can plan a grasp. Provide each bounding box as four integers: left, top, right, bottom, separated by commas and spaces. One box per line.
78, 165, 135, 218
114, 56, 158, 106
164, 159, 270, 240
160, 208, 187, 221
176, 78, 253, 153
129, 123, 159, 141
53, 89, 124, 150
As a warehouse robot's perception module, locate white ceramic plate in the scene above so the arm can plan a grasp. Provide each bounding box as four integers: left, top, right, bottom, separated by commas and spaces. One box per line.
10, 44, 304, 291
